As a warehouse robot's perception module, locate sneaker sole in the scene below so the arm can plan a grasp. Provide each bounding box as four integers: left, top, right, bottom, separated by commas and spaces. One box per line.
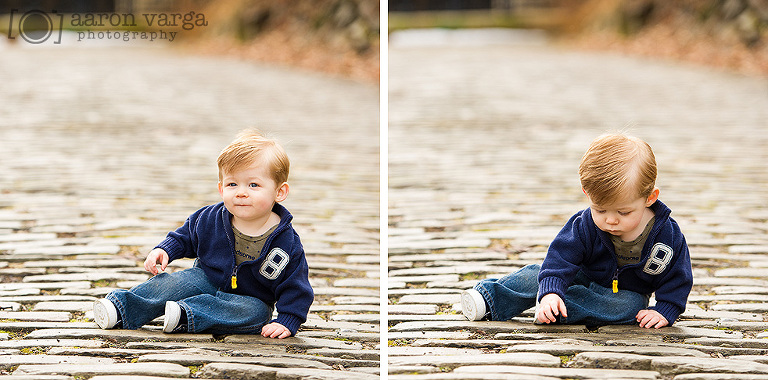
93, 300, 117, 329
461, 291, 479, 321
163, 301, 181, 333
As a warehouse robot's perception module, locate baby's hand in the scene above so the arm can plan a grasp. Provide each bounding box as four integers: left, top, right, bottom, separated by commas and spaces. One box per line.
536, 293, 567, 324
636, 309, 668, 329
261, 322, 291, 339
143, 248, 169, 275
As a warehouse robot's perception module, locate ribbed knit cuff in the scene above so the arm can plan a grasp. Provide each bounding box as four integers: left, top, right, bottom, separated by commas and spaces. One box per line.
649, 301, 682, 326
155, 238, 182, 261
537, 276, 567, 302
274, 314, 305, 337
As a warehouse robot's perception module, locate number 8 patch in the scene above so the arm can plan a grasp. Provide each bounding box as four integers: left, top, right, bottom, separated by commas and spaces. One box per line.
643, 243, 673, 275
260, 248, 290, 280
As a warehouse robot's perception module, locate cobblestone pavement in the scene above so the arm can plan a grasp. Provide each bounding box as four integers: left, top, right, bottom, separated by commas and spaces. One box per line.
0, 43, 379, 379
388, 30, 768, 380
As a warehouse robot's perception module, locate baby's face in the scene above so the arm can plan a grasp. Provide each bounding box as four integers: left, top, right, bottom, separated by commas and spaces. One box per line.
588, 194, 652, 242
218, 164, 283, 226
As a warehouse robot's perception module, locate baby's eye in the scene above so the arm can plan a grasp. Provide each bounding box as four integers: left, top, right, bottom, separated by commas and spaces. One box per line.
594, 209, 606, 214
618, 211, 632, 216
249, 183, 259, 188
226, 183, 237, 187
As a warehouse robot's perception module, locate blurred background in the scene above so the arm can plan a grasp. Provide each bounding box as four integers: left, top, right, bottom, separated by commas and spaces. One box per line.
390, 0, 768, 76
0, 0, 380, 83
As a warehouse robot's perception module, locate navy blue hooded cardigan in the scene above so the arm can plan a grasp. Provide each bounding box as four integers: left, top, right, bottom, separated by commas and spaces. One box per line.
538, 200, 693, 325
155, 202, 313, 336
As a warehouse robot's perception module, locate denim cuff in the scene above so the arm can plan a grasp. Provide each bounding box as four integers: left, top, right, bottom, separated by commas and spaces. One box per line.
274, 314, 304, 336
649, 301, 681, 325
537, 276, 566, 302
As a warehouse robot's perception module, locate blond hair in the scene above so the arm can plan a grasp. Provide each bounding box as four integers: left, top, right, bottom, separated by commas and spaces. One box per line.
217, 129, 289, 185
578, 133, 656, 206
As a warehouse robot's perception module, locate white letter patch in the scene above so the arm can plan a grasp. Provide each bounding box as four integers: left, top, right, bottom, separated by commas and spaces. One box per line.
643, 243, 673, 275
260, 248, 289, 280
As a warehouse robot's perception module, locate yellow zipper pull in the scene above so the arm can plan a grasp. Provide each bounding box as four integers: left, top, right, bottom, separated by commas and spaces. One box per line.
231, 275, 237, 289
612, 279, 618, 293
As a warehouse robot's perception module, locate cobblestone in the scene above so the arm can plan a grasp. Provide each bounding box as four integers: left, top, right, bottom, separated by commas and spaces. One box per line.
0, 42, 378, 378
13, 363, 191, 378
389, 29, 768, 379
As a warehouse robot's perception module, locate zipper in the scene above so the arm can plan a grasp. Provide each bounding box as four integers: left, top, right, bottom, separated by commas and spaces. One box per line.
226, 206, 288, 292
231, 265, 239, 289
612, 269, 619, 293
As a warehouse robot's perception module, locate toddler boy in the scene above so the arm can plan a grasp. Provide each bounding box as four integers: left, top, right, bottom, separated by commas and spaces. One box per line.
93, 129, 313, 338
462, 133, 692, 328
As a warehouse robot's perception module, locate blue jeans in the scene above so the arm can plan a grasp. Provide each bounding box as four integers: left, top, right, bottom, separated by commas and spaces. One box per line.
474, 264, 649, 325
106, 266, 273, 334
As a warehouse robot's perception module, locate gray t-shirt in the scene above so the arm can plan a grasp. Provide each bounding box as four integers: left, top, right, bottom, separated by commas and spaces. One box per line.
233, 224, 278, 266
610, 216, 655, 267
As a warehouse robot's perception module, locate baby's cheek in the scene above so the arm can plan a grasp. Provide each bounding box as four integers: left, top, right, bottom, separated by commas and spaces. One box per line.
257, 199, 273, 209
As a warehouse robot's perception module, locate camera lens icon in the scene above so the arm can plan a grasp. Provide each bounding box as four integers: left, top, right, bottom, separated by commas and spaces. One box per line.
18, 10, 54, 44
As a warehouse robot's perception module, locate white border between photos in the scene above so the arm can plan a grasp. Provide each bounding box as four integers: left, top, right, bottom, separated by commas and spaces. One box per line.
379, 0, 388, 376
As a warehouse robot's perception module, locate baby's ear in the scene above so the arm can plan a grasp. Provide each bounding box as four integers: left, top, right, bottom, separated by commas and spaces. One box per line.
646, 188, 660, 206
275, 182, 289, 202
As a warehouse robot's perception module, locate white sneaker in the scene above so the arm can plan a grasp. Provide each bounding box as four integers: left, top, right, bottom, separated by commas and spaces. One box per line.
163, 301, 182, 333
93, 299, 119, 329
461, 288, 486, 321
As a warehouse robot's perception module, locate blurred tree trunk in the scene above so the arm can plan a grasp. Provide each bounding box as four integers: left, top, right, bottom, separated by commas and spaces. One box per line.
560, 0, 768, 47
188, 0, 380, 83
205, 0, 379, 54
557, 0, 768, 75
